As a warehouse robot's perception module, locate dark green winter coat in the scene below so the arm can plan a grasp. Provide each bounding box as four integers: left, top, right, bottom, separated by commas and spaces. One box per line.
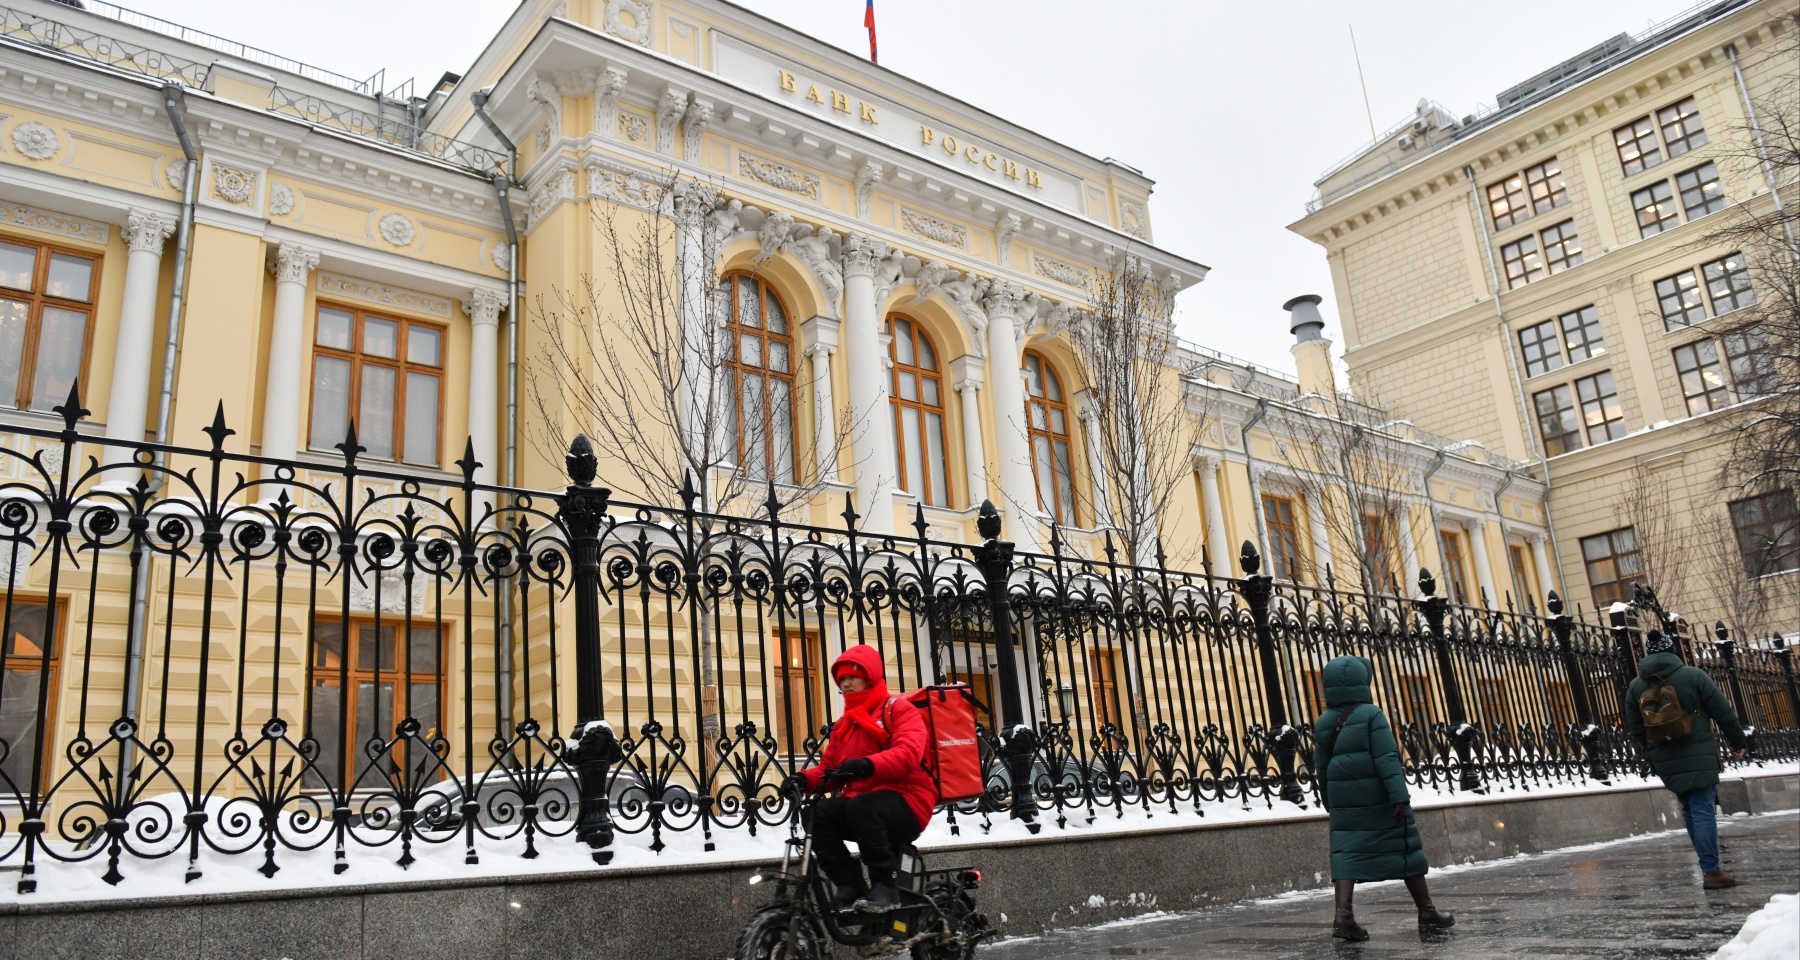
1313, 656, 1429, 882
1622, 651, 1748, 795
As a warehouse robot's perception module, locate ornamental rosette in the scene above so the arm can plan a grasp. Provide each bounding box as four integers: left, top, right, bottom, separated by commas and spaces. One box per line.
12, 122, 59, 161
379, 213, 417, 247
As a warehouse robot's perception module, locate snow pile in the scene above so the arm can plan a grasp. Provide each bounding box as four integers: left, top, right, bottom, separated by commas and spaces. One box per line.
1710, 892, 1799, 960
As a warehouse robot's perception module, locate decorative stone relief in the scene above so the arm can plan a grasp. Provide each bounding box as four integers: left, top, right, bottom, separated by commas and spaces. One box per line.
489, 241, 512, 269
755, 210, 842, 318
527, 168, 577, 228
900, 207, 967, 249
909, 259, 952, 305
210, 162, 256, 205
11, 122, 58, 160
123, 210, 175, 254
348, 566, 426, 615
681, 98, 713, 164
0, 202, 106, 243
268, 182, 295, 216
617, 111, 649, 144
855, 161, 883, 220
840, 232, 888, 279
655, 88, 688, 156
587, 159, 666, 208
1118, 199, 1148, 239
595, 66, 629, 139
995, 213, 1020, 263
165, 160, 188, 192
528, 76, 561, 154
1032, 253, 1089, 289
316, 272, 452, 319
604, 0, 652, 45
464, 288, 506, 327
378, 212, 417, 246
739, 152, 820, 200
271, 242, 321, 286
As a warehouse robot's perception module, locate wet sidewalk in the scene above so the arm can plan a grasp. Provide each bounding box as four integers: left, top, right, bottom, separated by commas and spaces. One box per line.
982, 811, 1800, 959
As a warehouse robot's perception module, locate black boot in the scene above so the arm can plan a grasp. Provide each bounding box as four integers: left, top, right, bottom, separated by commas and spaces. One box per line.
825, 865, 867, 912
1332, 880, 1368, 941
854, 869, 901, 913
1404, 876, 1454, 929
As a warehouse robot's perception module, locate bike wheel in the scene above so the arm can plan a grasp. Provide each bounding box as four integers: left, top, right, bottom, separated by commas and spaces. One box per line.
736, 906, 825, 960
910, 887, 983, 960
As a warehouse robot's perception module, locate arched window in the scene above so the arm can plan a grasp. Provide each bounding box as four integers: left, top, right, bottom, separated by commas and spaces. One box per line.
717, 272, 796, 483
1022, 350, 1077, 527
888, 315, 950, 506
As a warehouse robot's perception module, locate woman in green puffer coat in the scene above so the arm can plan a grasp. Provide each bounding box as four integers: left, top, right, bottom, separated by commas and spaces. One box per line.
1312, 655, 1454, 941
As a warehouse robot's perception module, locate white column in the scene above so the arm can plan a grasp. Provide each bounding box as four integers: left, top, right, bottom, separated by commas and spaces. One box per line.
807, 342, 838, 483
1465, 517, 1499, 608
463, 289, 503, 488
980, 281, 1042, 551
261, 242, 319, 462
841, 233, 896, 533
1194, 452, 1229, 574
1396, 503, 1422, 597
951, 355, 985, 507
672, 186, 714, 469
1529, 532, 1556, 602
1076, 390, 1112, 530
1305, 489, 1332, 582
104, 210, 175, 458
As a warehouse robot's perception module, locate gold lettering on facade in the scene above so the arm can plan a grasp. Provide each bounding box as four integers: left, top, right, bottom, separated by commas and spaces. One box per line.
984, 153, 999, 171
780, 70, 796, 92
921, 126, 936, 145
1027, 169, 1041, 187
964, 145, 980, 163
806, 84, 824, 104
861, 102, 878, 123
942, 136, 957, 154
832, 91, 850, 112
1004, 159, 1019, 180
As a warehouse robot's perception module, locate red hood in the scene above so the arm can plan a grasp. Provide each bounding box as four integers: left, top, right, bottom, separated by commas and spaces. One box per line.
831, 644, 887, 686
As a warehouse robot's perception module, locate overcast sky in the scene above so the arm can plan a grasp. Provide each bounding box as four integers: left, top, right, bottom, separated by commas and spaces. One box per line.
131, 0, 1703, 373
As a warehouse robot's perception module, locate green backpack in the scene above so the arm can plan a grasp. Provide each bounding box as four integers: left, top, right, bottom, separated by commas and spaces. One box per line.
1638, 677, 1695, 745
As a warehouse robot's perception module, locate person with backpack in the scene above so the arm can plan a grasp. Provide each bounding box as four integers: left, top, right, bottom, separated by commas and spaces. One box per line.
1312, 655, 1454, 941
783, 644, 936, 913
1622, 631, 1749, 890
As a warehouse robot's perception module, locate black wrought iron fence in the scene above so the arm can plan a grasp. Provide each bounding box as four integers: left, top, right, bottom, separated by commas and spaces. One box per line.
0, 388, 1796, 895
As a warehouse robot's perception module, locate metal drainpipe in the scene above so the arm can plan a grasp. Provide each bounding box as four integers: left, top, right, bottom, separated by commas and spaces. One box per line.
1422, 449, 1449, 576
472, 87, 519, 735
1465, 164, 1568, 597
1340, 424, 1370, 587
1727, 44, 1800, 259
1492, 467, 1520, 606
123, 83, 199, 733
1241, 398, 1271, 564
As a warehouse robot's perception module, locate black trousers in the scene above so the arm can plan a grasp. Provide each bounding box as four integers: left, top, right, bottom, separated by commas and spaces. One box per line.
812, 790, 921, 885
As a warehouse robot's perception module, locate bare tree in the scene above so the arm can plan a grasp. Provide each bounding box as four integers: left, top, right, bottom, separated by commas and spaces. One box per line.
1064, 255, 1203, 567
525, 173, 854, 515
1615, 461, 1700, 618
1695, 509, 1772, 643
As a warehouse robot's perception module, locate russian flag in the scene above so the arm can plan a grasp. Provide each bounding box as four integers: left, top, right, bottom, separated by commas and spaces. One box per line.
865, 0, 877, 63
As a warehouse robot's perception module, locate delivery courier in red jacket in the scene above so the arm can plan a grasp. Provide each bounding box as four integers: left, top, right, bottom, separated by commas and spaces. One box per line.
785, 644, 936, 913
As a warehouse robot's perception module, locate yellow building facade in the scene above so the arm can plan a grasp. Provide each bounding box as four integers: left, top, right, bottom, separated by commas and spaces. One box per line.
1291, 0, 1800, 631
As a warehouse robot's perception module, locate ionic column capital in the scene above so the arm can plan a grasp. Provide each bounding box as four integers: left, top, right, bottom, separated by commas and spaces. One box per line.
1191, 448, 1222, 473
840, 232, 888, 279
464, 288, 506, 328
124, 209, 175, 254
269, 241, 320, 285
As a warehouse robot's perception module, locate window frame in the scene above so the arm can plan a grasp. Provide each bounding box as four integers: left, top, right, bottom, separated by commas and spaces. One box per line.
1439, 529, 1471, 604
1559, 305, 1606, 364
1532, 382, 1581, 456
1656, 96, 1707, 159
1676, 162, 1725, 219
0, 233, 102, 413
1501, 234, 1544, 289
1700, 252, 1755, 317
1723, 325, 1781, 400
1508, 543, 1532, 607
1728, 490, 1800, 578
1631, 180, 1679, 237
1654, 268, 1707, 331
717, 272, 801, 484
1022, 349, 1078, 528
1613, 115, 1663, 175
1362, 512, 1395, 593
305, 615, 446, 790
306, 303, 446, 467
1519, 319, 1564, 378
887, 314, 952, 507
771, 630, 826, 756
1673, 339, 1730, 415
1581, 528, 1644, 609
1538, 220, 1583, 274
0, 595, 65, 798
1574, 370, 1626, 444
1262, 494, 1302, 582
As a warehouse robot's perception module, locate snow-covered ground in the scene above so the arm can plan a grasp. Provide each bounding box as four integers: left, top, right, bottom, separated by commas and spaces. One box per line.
2, 762, 1792, 906
1710, 892, 1799, 960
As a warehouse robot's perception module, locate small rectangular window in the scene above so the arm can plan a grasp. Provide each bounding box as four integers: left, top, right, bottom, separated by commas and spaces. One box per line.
1262, 495, 1302, 582
1673, 340, 1729, 415
1439, 530, 1471, 604
1632, 181, 1679, 237
1729, 489, 1800, 577
1559, 305, 1606, 363
1657, 96, 1707, 159
1486, 172, 1531, 230
1524, 158, 1568, 215
1532, 383, 1581, 456
1581, 528, 1643, 608
1519, 319, 1564, 378
1700, 252, 1755, 315
1614, 116, 1662, 175
1501, 235, 1543, 289
1654, 269, 1708, 330
1575, 371, 1626, 444
1539, 220, 1583, 274
1676, 162, 1725, 218
1723, 325, 1781, 399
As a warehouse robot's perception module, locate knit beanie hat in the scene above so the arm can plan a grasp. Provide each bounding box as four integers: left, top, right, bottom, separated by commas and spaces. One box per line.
1645, 631, 1677, 654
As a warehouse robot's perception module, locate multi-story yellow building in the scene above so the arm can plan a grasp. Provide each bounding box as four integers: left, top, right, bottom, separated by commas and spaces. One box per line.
1291, 0, 1799, 630
0, 0, 1560, 875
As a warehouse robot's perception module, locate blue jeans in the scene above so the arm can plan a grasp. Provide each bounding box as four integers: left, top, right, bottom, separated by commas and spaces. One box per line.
1677, 785, 1719, 872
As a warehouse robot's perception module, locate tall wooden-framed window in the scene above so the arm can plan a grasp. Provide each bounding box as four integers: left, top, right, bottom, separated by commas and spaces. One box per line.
716, 272, 798, 483
1301, 669, 1327, 721
1439, 530, 1471, 603
1262, 494, 1302, 581
1399, 674, 1434, 732
1580, 528, 1643, 608
1088, 648, 1125, 732
0, 597, 63, 796
888, 316, 950, 506
771, 631, 825, 754
1022, 350, 1076, 527
1508, 543, 1532, 607
0, 235, 99, 412
1476, 678, 1511, 726
307, 617, 443, 788
1363, 513, 1395, 593
308, 305, 444, 466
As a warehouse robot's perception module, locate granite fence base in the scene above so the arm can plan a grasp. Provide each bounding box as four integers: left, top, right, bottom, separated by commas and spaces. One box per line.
3, 771, 1794, 960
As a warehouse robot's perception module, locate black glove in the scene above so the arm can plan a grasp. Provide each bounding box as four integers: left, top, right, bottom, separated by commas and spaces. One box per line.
1392, 802, 1410, 824
835, 758, 875, 781
781, 774, 810, 797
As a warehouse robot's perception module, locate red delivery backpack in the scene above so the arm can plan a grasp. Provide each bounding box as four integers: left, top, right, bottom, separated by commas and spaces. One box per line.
904, 683, 985, 805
